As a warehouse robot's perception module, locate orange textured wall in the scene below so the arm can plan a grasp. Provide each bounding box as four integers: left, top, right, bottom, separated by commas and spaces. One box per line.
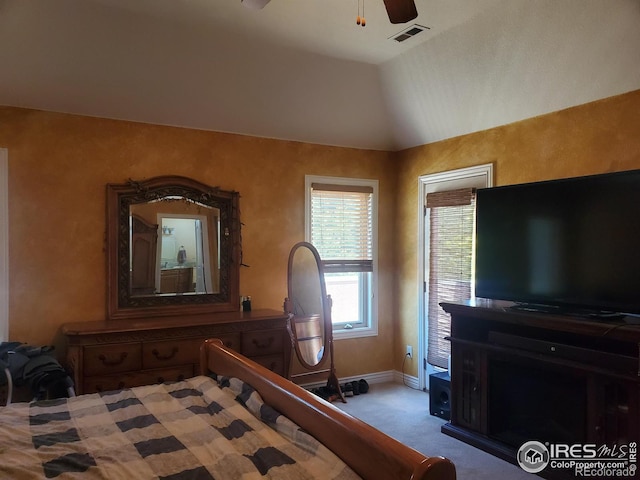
0, 107, 396, 379
2, 89, 639, 381
394, 89, 640, 377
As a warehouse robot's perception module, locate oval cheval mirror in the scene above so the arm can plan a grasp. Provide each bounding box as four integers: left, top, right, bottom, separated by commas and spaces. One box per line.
285, 242, 345, 403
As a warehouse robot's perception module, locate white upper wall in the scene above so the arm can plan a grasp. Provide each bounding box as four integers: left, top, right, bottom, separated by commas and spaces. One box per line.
379, 0, 640, 150
0, 0, 639, 151
0, 0, 395, 149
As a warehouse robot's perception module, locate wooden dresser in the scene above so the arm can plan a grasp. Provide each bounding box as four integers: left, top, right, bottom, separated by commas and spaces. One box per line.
62, 309, 290, 395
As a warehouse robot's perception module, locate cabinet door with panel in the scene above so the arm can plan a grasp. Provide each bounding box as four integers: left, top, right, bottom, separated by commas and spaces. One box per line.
452, 344, 485, 433
592, 377, 639, 445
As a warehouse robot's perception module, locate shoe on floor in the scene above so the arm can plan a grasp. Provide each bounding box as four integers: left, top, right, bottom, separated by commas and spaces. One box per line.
342, 383, 354, 397
350, 380, 360, 395
358, 379, 369, 394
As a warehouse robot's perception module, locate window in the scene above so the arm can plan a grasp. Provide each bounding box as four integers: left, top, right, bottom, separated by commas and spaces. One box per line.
305, 175, 378, 339
426, 188, 476, 368
418, 163, 492, 387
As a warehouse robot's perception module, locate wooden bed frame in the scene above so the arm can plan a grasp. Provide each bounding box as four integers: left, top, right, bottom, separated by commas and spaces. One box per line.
200, 338, 456, 480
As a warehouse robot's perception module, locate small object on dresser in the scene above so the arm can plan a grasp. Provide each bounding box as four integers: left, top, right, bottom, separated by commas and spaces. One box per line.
242, 296, 252, 312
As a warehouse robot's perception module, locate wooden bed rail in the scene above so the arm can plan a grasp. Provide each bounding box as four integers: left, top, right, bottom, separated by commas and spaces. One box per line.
200, 338, 456, 480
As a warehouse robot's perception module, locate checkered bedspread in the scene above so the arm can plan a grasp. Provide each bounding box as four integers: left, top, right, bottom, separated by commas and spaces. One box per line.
0, 375, 360, 479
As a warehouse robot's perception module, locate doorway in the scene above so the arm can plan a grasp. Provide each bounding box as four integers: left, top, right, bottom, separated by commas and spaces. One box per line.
417, 164, 493, 390
0, 148, 7, 342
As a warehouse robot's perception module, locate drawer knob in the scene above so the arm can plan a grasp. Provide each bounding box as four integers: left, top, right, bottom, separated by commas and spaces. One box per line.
152, 347, 178, 361
252, 337, 274, 350
98, 352, 128, 366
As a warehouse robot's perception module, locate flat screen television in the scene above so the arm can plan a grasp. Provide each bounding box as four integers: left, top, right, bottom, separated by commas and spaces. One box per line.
475, 169, 640, 316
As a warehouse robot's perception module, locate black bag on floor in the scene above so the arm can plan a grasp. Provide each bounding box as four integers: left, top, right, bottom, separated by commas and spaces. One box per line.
0, 342, 74, 401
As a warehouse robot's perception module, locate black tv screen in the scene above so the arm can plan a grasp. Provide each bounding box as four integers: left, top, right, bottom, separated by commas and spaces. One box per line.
475, 169, 640, 315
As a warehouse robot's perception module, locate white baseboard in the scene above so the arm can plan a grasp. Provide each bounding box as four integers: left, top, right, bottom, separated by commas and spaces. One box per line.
300, 370, 419, 390
394, 370, 420, 390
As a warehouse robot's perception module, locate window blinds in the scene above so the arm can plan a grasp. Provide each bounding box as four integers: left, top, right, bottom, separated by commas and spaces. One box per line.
310, 183, 373, 273
426, 187, 476, 369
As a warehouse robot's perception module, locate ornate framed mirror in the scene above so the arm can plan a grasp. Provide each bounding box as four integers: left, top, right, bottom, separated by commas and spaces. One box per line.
285, 242, 344, 402
107, 176, 240, 320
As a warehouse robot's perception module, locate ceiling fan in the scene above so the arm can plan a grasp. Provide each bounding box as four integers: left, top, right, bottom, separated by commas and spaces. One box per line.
382, 0, 418, 24
240, 0, 418, 24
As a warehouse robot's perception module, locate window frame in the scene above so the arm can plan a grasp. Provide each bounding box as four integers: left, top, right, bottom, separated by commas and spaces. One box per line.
417, 164, 493, 389
305, 175, 378, 340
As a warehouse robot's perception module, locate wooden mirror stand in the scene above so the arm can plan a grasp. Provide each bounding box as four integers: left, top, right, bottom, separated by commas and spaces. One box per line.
285, 242, 345, 402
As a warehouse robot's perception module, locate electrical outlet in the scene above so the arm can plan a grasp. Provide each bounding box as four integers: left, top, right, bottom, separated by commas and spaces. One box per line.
406, 345, 413, 358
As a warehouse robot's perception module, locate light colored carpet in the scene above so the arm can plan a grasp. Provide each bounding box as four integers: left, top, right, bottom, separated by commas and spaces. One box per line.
335, 381, 532, 480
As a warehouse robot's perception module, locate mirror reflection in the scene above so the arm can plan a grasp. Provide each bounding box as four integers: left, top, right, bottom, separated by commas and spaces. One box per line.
107, 175, 240, 320
286, 242, 345, 402
289, 245, 325, 366
130, 199, 220, 297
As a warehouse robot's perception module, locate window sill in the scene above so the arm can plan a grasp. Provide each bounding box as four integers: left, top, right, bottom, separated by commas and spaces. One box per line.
333, 325, 378, 340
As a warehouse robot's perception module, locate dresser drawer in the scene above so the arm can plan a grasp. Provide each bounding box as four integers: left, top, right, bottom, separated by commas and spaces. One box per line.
83, 343, 142, 376
84, 365, 193, 394
252, 354, 285, 376
143, 339, 203, 369
214, 333, 241, 352
143, 334, 242, 369
242, 329, 284, 357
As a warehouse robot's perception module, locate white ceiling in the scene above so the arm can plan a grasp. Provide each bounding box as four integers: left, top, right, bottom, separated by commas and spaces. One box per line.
1, 0, 639, 151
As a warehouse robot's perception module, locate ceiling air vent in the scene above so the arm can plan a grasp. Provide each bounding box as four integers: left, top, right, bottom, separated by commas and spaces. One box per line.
390, 24, 430, 43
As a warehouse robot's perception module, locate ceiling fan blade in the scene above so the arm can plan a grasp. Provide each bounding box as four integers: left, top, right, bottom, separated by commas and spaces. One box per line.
383, 0, 418, 24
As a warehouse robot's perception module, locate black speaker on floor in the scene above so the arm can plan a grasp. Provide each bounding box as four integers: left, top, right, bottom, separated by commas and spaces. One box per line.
429, 371, 451, 420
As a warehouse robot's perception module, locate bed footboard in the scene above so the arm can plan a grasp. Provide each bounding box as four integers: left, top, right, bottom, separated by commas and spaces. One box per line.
200, 338, 455, 480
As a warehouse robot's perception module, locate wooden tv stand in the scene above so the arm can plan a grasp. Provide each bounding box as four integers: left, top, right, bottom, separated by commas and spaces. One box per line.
441, 299, 640, 478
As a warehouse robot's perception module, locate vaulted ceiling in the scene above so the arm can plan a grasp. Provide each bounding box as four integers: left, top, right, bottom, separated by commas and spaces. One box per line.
1, 0, 639, 151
